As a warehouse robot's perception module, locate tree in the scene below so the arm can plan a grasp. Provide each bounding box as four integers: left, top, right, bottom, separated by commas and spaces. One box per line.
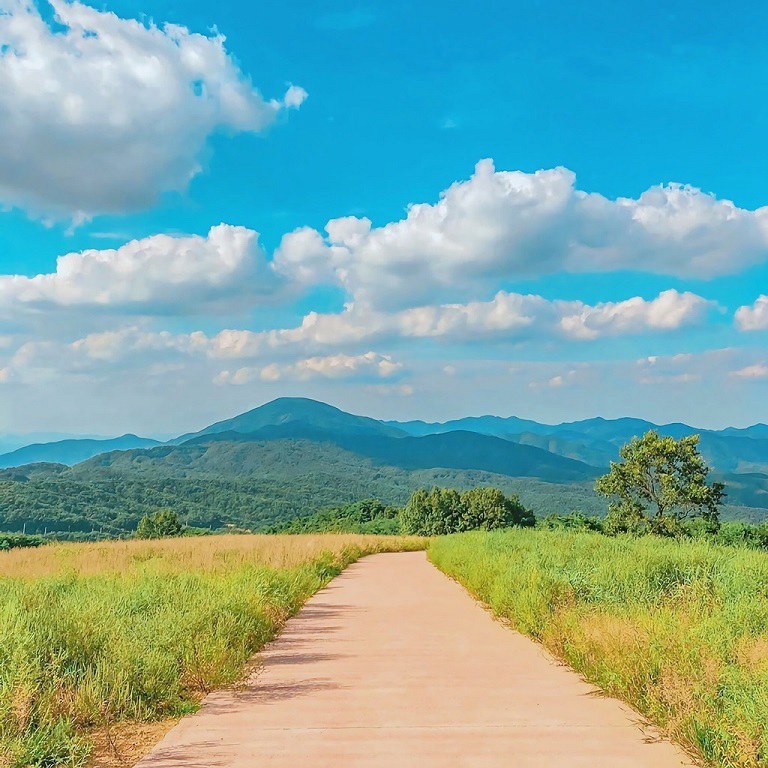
595, 431, 724, 535
400, 487, 534, 535
136, 508, 184, 539
462, 487, 535, 530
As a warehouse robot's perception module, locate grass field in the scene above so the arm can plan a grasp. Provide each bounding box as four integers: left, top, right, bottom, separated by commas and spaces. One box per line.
0, 534, 423, 768
429, 529, 768, 768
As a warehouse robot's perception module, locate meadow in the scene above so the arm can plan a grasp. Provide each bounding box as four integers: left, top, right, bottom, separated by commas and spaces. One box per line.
429, 529, 768, 768
0, 534, 423, 768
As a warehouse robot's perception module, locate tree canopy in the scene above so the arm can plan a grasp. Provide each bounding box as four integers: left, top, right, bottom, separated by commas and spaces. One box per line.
136, 509, 184, 539
595, 431, 724, 535
399, 487, 534, 535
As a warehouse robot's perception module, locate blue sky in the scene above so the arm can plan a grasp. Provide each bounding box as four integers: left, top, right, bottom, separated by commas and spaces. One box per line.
1, 0, 767, 435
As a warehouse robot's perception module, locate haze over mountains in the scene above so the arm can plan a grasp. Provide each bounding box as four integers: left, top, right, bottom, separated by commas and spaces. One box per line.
1, 397, 767, 536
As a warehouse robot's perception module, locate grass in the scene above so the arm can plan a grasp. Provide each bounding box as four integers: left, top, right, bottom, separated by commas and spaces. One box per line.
428, 529, 768, 768
0, 534, 423, 767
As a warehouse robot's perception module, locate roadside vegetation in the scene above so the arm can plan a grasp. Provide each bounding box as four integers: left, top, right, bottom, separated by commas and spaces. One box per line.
275, 488, 535, 535
0, 533, 423, 767
429, 529, 768, 767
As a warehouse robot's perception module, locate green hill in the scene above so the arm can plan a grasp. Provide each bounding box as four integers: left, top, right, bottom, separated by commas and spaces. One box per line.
175, 397, 404, 443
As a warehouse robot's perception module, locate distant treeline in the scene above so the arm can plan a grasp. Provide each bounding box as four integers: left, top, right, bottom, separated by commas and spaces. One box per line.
0, 532, 44, 550
274, 488, 535, 536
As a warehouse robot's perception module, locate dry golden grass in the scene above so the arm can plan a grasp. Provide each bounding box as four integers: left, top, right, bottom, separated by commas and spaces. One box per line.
0, 533, 424, 767
0, 533, 423, 579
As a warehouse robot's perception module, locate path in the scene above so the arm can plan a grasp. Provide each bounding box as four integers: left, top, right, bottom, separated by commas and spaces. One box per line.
136, 552, 694, 767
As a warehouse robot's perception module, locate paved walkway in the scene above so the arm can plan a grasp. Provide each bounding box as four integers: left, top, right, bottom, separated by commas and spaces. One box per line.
136, 552, 694, 767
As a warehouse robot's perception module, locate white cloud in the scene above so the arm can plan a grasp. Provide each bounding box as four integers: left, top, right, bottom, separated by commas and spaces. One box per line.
214, 351, 402, 385
0, 225, 278, 315
199, 289, 710, 357
735, 295, 768, 331
0, 287, 708, 390
275, 160, 768, 308
731, 363, 768, 379
0, 0, 305, 220
557, 290, 711, 340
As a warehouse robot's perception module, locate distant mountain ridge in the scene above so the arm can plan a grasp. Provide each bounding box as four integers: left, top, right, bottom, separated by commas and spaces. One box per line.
3, 397, 768, 476
387, 413, 768, 473
0, 435, 160, 469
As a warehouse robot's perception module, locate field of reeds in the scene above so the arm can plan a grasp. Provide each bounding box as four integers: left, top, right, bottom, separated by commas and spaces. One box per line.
429, 529, 768, 768
0, 534, 423, 767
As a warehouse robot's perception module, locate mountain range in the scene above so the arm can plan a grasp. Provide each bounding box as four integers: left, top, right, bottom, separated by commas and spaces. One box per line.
0, 434, 160, 470
1, 398, 767, 536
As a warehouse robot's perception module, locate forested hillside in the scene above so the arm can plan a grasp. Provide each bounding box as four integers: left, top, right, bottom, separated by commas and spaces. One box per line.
2, 398, 768, 537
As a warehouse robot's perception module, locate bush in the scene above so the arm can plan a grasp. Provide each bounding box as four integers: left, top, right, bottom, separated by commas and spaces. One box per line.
136, 509, 184, 539
0, 532, 44, 550
400, 487, 534, 535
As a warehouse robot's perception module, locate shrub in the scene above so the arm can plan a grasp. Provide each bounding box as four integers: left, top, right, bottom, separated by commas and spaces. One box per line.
136, 509, 184, 539
400, 487, 534, 535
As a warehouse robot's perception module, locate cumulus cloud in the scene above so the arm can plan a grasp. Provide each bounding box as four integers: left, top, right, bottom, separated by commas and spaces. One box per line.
214, 352, 402, 385
274, 160, 768, 308
0, 286, 709, 391
198, 289, 711, 357
556, 290, 711, 340
0, 225, 278, 315
0, 0, 306, 220
735, 295, 768, 331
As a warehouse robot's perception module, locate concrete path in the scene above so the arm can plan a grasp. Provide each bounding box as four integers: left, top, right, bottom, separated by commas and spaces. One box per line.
136, 552, 694, 767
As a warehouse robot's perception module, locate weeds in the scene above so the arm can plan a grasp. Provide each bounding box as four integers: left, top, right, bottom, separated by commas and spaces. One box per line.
0, 534, 422, 767
429, 529, 768, 768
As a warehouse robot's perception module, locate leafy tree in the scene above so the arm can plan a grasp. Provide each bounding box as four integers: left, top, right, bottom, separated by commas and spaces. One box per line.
462, 487, 535, 530
400, 487, 534, 535
595, 431, 724, 535
136, 508, 184, 539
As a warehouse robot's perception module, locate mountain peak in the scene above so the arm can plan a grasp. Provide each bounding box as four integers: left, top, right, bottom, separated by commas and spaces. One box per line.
179, 397, 404, 443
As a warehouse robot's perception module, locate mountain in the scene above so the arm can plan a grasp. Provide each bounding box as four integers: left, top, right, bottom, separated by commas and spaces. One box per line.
3, 398, 768, 538
386, 415, 550, 438
0, 435, 161, 469
390, 414, 768, 474
176, 397, 405, 443
0, 439, 607, 536
180, 423, 598, 483
0, 432, 117, 455
719, 425, 768, 439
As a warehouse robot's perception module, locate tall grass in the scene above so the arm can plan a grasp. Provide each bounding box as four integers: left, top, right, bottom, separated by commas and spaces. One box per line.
0, 534, 422, 767
429, 529, 768, 768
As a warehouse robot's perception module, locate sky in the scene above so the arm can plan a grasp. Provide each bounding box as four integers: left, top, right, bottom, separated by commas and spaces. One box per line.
1, 0, 768, 436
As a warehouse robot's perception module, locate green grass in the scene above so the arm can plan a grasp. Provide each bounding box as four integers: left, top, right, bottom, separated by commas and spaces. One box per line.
429, 529, 768, 768
0, 534, 422, 767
